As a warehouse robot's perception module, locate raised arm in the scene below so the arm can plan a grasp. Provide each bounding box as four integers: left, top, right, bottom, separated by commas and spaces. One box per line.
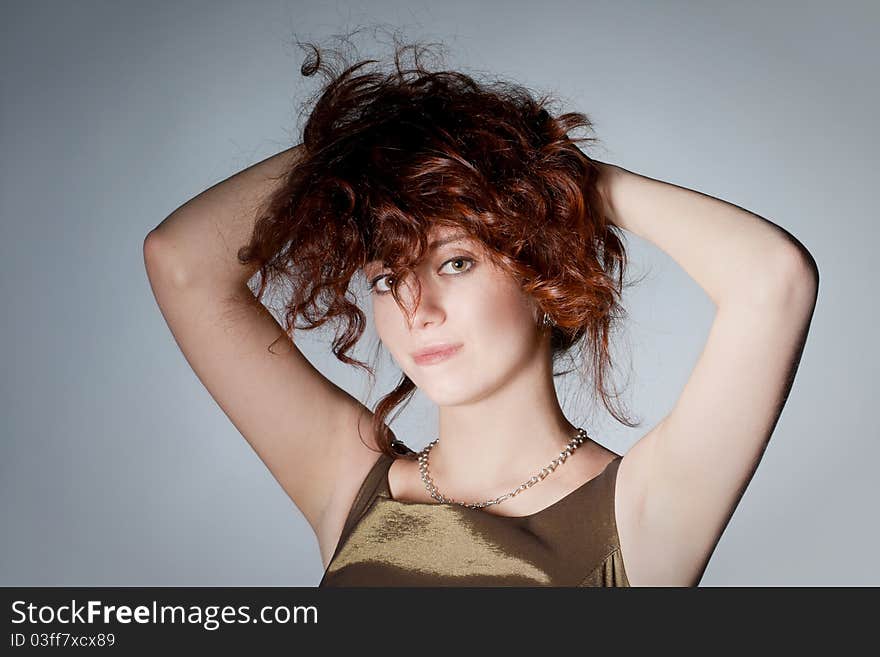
144, 146, 389, 565
594, 161, 819, 586
596, 162, 817, 306
147, 144, 304, 286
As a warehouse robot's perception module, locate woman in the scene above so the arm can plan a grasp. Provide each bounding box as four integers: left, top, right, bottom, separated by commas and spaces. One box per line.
143, 40, 818, 587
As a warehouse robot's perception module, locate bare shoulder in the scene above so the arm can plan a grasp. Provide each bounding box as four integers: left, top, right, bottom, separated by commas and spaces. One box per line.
614, 277, 816, 586
612, 421, 696, 587
612, 427, 657, 586
315, 411, 402, 569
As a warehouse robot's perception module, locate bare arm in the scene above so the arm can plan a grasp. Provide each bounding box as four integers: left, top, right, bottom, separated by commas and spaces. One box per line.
148, 144, 305, 287
596, 161, 817, 305
593, 162, 819, 586
144, 145, 385, 564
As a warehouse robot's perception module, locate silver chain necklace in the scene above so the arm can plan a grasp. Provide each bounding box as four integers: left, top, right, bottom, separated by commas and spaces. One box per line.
416, 427, 589, 509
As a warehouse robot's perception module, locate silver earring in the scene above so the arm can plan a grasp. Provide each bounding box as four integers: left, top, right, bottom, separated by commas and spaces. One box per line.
542, 311, 554, 328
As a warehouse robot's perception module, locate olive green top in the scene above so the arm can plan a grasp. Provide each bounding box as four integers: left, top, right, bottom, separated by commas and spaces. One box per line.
319, 446, 630, 587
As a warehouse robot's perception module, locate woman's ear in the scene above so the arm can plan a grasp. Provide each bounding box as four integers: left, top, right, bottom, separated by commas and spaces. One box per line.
527, 295, 544, 327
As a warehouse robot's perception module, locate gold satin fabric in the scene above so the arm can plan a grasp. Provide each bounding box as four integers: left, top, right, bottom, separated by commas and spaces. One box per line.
319, 448, 630, 587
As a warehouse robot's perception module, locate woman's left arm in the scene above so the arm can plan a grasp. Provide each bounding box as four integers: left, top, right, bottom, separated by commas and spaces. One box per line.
594, 162, 819, 586
596, 162, 818, 305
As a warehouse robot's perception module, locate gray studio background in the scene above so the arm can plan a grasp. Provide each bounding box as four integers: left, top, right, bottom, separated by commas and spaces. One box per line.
2, 1, 876, 586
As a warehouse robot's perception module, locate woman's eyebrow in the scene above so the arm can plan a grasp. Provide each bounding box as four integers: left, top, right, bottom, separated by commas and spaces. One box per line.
427, 233, 470, 250
365, 233, 472, 273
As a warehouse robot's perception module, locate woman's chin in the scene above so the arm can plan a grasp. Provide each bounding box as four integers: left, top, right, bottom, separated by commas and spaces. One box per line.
418, 384, 477, 408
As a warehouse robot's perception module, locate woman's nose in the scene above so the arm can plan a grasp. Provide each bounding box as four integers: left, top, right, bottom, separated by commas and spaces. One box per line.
398, 274, 445, 327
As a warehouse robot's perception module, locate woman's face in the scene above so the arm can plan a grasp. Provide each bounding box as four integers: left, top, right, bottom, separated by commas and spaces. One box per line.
364, 226, 545, 406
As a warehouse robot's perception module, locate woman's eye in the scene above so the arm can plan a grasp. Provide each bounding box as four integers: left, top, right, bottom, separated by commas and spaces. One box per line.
371, 275, 394, 294
440, 257, 474, 275
370, 257, 474, 295
369, 273, 396, 295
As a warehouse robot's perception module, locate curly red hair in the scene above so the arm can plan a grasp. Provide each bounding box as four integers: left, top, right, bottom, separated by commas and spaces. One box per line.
238, 35, 641, 458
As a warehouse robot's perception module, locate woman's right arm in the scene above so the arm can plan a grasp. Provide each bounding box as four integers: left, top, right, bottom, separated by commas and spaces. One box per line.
146, 144, 303, 287
143, 146, 385, 563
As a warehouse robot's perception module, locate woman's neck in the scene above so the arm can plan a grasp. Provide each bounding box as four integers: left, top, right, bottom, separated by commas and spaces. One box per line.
427, 352, 583, 498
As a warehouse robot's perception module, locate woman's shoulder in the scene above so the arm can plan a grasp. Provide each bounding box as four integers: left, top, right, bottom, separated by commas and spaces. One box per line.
318, 444, 409, 568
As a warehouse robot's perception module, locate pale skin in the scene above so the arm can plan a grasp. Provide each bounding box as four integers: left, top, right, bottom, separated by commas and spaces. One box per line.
144, 151, 818, 586
362, 226, 590, 506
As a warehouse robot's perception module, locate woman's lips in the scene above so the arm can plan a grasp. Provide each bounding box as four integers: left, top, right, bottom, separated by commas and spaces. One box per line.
412, 344, 463, 366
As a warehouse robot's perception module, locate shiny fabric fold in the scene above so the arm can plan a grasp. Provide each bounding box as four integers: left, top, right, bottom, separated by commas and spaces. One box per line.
319, 450, 630, 587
